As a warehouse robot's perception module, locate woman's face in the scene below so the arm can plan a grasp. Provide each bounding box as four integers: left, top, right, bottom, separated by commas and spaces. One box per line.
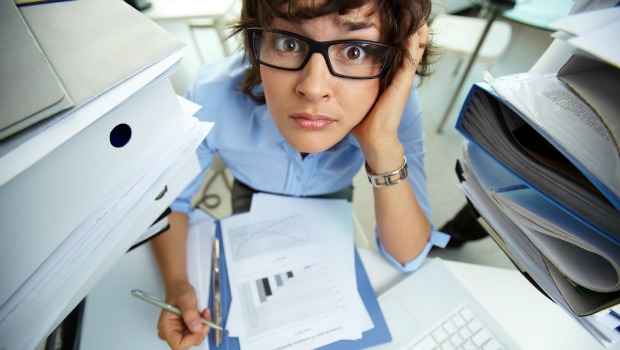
260, 4, 383, 154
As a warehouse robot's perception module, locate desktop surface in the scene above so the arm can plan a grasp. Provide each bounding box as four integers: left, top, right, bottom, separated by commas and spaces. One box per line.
470, 0, 574, 30
360, 249, 617, 349
80, 244, 614, 349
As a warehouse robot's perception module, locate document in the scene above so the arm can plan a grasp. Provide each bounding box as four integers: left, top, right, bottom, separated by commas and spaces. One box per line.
456, 79, 620, 240
455, 78, 620, 313
550, 6, 620, 68
453, 5, 620, 347
220, 196, 372, 350
491, 188, 620, 293
486, 56, 620, 211
512, 8, 620, 212
187, 210, 216, 322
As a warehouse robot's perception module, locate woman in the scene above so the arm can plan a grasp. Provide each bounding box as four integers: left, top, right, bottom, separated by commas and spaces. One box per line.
152, 0, 443, 348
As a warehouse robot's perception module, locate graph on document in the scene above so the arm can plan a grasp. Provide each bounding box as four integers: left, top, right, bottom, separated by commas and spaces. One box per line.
228, 213, 313, 261
239, 260, 346, 337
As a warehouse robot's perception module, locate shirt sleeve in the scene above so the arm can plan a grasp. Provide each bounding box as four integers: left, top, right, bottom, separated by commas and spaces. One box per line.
374, 81, 450, 272
376, 230, 450, 272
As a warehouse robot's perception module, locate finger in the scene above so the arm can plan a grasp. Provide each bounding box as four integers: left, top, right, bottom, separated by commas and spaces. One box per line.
201, 308, 213, 324
159, 312, 207, 350
385, 24, 428, 100
354, 23, 428, 137
380, 32, 421, 108
403, 24, 428, 74
414, 23, 428, 65
360, 33, 418, 128
157, 311, 186, 349
176, 295, 205, 334
178, 330, 208, 348
198, 308, 214, 333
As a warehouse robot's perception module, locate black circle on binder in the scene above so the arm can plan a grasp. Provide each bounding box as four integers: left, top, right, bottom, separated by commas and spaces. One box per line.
110, 123, 132, 148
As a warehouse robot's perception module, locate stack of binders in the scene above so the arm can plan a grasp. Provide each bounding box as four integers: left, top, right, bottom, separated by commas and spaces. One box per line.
453, 6, 620, 348
0, 0, 212, 348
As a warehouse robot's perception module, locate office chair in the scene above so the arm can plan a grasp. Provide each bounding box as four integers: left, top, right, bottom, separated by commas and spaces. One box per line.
431, 10, 512, 133
195, 154, 233, 214
431, 13, 512, 75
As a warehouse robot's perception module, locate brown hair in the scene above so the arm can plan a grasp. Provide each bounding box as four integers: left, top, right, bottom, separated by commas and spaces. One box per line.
229, 0, 435, 104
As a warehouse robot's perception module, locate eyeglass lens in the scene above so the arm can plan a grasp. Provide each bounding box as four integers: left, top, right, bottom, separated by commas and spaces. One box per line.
252, 30, 392, 78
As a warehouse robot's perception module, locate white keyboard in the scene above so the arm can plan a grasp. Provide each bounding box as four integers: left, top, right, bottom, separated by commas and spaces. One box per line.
409, 305, 504, 350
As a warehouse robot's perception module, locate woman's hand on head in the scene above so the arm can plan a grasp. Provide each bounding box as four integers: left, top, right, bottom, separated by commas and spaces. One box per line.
157, 282, 211, 350
351, 24, 429, 165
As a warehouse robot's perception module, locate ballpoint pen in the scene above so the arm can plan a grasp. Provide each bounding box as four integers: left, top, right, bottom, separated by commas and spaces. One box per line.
212, 236, 223, 346
131, 289, 223, 331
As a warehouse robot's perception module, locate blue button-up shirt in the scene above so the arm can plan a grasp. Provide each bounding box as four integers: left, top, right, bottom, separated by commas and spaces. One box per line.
171, 54, 447, 271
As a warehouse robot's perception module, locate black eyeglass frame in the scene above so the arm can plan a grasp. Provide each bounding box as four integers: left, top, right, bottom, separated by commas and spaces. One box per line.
247, 27, 396, 80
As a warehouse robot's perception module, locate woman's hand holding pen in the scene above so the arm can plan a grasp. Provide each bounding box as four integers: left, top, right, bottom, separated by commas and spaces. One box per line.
157, 282, 212, 350
152, 212, 214, 349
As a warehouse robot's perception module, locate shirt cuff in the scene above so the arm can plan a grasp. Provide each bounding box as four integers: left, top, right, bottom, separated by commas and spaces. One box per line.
169, 198, 192, 216
376, 229, 450, 272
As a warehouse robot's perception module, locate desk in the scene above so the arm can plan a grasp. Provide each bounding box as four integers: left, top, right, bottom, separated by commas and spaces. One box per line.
435, 0, 574, 133
359, 249, 617, 350
80, 244, 614, 349
500, 0, 575, 31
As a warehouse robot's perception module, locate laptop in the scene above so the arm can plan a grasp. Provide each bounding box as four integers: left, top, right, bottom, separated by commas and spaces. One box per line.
369, 258, 520, 349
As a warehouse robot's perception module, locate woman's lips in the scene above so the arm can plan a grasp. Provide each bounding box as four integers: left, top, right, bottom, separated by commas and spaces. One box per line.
291, 113, 335, 130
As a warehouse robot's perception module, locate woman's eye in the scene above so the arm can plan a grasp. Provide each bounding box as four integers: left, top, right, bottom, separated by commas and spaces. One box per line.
343, 45, 366, 61
275, 36, 301, 53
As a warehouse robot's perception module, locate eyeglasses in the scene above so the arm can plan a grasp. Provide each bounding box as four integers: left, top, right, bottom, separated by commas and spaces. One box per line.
247, 28, 395, 79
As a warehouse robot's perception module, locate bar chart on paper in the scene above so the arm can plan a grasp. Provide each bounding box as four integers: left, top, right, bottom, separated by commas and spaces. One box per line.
228, 214, 314, 260
239, 261, 346, 337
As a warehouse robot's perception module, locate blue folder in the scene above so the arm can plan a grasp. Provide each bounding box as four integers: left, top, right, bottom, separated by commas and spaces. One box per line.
455, 82, 620, 244
208, 222, 391, 349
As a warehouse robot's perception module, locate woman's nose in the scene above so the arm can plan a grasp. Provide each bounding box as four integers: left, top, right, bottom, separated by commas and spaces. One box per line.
295, 53, 333, 102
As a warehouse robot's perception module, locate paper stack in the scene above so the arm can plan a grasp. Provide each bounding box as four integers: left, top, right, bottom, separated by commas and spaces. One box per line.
219, 194, 375, 350
453, 4, 620, 348
0, 0, 211, 348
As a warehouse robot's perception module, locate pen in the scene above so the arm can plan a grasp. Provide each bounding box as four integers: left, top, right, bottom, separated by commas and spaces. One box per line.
212, 237, 223, 346
131, 289, 223, 331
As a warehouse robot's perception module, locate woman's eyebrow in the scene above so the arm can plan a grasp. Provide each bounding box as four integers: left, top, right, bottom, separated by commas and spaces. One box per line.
337, 18, 376, 31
